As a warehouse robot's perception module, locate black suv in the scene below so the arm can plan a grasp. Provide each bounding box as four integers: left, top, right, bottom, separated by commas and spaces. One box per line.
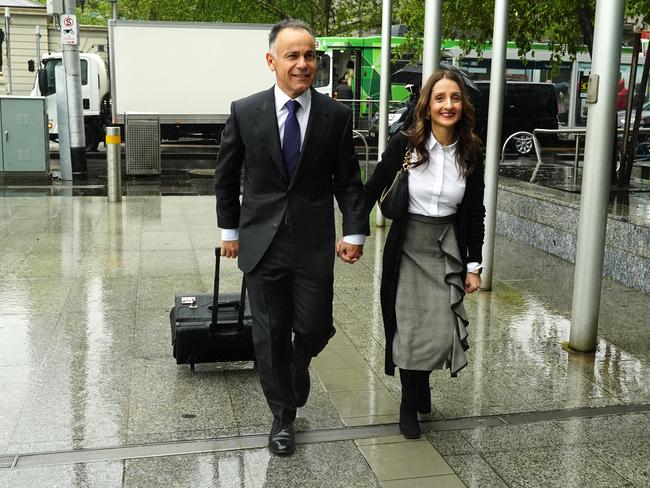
474, 81, 559, 155
370, 80, 559, 156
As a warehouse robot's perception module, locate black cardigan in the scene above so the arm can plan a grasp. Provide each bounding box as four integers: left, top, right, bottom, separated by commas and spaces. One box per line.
364, 132, 486, 375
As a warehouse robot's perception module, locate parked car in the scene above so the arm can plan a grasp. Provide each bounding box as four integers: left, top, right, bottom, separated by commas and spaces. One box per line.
617, 100, 650, 128
367, 63, 478, 143
474, 81, 559, 155
369, 80, 560, 156
367, 105, 408, 142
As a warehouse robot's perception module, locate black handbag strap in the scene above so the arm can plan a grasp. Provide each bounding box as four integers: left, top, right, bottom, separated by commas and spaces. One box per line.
403, 143, 414, 168
211, 247, 247, 333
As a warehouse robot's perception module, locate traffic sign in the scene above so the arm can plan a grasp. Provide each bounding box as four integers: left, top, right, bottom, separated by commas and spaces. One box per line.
61, 14, 78, 45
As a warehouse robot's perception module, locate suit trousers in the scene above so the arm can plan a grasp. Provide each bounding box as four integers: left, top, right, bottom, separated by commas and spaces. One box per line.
246, 221, 334, 423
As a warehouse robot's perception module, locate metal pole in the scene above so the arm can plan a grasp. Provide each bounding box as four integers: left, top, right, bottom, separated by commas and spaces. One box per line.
568, 59, 579, 128
61, 0, 87, 177
55, 64, 73, 181
569, 0, 624, 352
480, 0, 509, 290
619, 32, 640, 184
421, 0, 443, 81
625, 42, 650, 183
106, 126, 122, 202
573, 134, 581, 171
111, 0, 118, 20
35, 25, 41, 68
4, 8, 11, 95
108, 19, 117, 125
375, 0, 392, 228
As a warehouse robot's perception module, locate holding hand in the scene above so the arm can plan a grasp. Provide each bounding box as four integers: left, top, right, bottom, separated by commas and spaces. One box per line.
221, 240, 239, 258
464, 272, 481, 293
336, 240, 363, 264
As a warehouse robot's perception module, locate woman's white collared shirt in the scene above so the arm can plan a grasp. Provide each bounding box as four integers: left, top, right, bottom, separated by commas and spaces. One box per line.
407, 135, 466, 216
405, 135, 481, 273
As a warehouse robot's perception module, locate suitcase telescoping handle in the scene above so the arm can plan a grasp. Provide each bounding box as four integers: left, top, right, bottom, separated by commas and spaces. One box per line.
211, 247, 247, 333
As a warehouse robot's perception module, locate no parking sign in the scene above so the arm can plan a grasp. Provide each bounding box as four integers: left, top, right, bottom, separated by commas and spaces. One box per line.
60, 14, 78, 45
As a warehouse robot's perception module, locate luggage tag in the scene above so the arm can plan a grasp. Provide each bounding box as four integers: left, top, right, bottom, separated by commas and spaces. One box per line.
181, 296, 198, 308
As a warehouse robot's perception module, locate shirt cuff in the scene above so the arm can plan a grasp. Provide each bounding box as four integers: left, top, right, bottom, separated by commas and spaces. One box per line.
343, 234, 365, 245
466, 262, 482, 274
220, 228, 239, 241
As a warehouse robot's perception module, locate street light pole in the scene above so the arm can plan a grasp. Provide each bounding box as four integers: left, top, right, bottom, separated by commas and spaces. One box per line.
569, 0, 625, 352
376, 0, 393, 228
480, 0, 510, 290
61, 0, 87, 177
421, 0, 442, 81
109, 0, 118, 21
4, 8, 11, 95
35, 25, 41, 67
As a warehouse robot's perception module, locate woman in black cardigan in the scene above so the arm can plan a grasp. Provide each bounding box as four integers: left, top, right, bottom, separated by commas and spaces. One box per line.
365, 70, 485, 439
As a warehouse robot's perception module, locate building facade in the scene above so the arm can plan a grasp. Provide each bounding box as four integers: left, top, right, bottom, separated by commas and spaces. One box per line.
0, 0, 108, 95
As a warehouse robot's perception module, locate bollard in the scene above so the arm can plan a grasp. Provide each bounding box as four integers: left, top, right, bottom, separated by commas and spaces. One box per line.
106, 126, 122, 202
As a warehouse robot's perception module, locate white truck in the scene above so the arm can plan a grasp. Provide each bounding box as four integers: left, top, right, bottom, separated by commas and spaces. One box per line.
30, 52, 110, 151
31, 20, 276, 150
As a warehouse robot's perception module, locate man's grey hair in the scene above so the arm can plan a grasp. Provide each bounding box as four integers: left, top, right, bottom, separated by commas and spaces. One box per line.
268, 19, 315, 53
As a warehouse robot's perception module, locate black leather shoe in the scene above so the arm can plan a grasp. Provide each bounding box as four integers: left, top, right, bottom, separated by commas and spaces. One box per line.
399, 402, 420, 439
291, 363, 310, 407
268, 420, 295, 456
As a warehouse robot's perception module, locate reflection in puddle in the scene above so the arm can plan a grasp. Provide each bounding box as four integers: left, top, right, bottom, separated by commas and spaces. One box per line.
472, 286, 650, 406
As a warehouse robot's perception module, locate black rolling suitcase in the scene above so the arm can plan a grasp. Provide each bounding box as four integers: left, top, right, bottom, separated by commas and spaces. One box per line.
170, 247, 255, 370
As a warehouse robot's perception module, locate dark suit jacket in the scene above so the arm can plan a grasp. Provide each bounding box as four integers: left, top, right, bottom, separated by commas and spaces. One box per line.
215, 86, 370, 276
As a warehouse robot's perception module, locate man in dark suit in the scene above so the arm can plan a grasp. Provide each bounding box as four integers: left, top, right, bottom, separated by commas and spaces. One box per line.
214, 19, 369, 456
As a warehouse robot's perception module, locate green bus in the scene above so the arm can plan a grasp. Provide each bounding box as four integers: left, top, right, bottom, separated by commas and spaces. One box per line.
314, 35, 640, 129
314, 35, 412, 103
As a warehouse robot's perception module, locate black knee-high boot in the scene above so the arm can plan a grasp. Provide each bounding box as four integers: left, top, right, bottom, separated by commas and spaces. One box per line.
398, 369, 421, 439
415, 371, 431, 414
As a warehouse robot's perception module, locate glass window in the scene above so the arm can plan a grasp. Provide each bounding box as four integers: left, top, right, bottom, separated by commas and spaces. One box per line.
314, 53, 330, 88
81, 59, 88, 85
42, 58, 88, 96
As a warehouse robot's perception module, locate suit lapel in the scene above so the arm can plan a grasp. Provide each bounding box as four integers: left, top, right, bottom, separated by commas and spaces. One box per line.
254, 88, 287, 181
290, 89, 329, 187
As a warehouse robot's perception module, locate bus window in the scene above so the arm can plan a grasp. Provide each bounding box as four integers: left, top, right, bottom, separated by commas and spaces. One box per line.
314, 53, 330, 88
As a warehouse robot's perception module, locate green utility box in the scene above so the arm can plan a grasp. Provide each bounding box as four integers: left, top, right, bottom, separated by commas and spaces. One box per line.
0, 96, 49, 174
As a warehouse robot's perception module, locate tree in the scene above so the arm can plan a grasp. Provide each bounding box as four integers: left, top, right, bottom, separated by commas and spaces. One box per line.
394, 0, 650, 187
394, 1, 597, 63
36, 0, 383, 36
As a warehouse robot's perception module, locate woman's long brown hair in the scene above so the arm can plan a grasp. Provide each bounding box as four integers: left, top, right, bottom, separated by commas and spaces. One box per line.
407, 69, 482, 175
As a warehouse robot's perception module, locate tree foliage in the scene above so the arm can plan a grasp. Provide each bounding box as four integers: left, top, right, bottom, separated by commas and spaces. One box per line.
34, 0, 383, 37
393, 0, 650, 186
37, 0, 650, 52
394, 0, 650, 63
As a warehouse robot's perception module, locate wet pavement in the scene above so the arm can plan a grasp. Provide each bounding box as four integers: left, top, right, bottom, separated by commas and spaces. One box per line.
0, 155, 649, 487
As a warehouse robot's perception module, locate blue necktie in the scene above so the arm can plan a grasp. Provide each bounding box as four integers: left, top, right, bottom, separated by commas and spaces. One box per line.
283, 100, 301, 177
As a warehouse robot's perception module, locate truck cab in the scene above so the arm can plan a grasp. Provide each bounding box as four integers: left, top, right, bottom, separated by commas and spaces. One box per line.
30, 52, 110, 151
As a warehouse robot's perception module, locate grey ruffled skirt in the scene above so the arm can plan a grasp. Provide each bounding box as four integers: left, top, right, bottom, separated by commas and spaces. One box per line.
393, 213, 469, 376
